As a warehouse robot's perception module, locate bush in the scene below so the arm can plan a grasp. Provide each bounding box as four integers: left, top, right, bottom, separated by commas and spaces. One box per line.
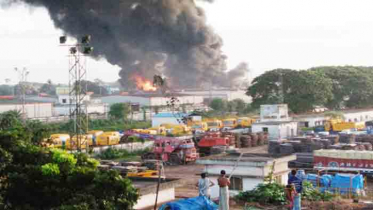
96, 148, 150, 160
235, 183, 286, 205
302, 181, 334, 202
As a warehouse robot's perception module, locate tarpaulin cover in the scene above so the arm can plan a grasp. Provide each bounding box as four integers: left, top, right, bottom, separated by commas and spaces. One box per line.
158, 196, 218, 210
330, 174, 364, 193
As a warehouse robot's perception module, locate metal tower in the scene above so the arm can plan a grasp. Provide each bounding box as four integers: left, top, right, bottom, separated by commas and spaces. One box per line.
60, 35, 93, 151
14, 67, 29, 120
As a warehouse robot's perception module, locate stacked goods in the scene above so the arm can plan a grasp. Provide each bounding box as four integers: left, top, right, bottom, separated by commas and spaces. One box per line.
240, 135, 252, 148
326, 135, 339, 145
235, 133, 241, 148
280, 143, 294, 155
120, 161, 142, 167
339, 134, 356, 144
268, 140, 281, 154
319, 139, 332, 149
211, 146, 226, 154
250, 133, 258, 147
143, 160, 161, 170
257, 132, 264, 146
355, 135, 373, 144
289, 153, 314, 168
362, 143, 373, 151
291, 141, 303, 153
263, 133, 269, 144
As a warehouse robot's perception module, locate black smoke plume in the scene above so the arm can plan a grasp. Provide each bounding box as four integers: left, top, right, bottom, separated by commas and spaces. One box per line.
4, 0, 247, 89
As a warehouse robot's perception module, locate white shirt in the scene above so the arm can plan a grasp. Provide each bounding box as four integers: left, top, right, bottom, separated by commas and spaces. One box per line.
198, 178, 211, 197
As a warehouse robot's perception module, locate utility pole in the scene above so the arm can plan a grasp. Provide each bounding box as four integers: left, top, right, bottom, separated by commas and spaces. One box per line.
15, 67, 29, 120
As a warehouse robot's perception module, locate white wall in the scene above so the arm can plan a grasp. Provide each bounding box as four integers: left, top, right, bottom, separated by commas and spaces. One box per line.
252, 122, 297, 140
260, 104, 290, 122
134, 188, 175, 210
294, 109, 373, 127
150, 95, 204, 107
58, 95, 90, 105
0, 103, 53, 118
54, 104, 108, 116
179, 90, 252, 103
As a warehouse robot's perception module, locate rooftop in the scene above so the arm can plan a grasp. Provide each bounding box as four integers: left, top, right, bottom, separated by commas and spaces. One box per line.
130, 177, 185, 195
197, 152, 296, 166
153, 113, 188, 118
253, 120, 295, 125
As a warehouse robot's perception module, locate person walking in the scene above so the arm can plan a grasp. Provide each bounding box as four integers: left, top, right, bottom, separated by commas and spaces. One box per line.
196, 173, 215, 199
288, 169, 303, 210
217, 170, 230, 210
285, 184, 296, 210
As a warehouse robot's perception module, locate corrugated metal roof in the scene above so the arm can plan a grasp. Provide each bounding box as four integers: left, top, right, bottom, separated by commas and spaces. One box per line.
153, 113, 188, 118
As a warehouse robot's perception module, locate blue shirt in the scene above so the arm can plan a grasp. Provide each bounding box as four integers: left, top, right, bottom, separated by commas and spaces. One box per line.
288, 175, 303, 193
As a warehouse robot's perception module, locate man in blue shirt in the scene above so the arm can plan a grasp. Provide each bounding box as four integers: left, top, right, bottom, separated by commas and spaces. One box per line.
288, 169, 303, 210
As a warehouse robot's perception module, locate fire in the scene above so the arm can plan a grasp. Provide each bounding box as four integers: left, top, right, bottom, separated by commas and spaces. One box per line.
132, 75, 157, 91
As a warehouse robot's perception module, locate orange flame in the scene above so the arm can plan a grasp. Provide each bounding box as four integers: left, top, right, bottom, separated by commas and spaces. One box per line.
132, 75, 157, 91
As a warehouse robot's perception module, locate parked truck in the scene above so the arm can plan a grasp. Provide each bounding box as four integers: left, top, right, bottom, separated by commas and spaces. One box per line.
324, 119, 365, 132
197, 132, 233, 156
237, 117, 256, 128
141, 137, 199, 165
314, 149, 373, 173
222, 118, 238, 130
205, 119, 223, 131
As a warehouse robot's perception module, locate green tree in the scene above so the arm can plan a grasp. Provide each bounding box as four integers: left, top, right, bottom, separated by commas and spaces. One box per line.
311, 66, 373, 109
0, 112, 139, 210
0, 85, 13, 96
247, 69, 333, 113
39, 80, 57, 95
209, 98, 227, 112
109, 103, 130, 120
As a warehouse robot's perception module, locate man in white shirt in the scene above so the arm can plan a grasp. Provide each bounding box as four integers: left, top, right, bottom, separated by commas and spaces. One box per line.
197, 173, 215, 199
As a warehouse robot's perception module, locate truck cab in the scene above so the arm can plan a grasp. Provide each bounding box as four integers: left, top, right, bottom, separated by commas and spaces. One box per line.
222, 118, 238, 130
206, 120, 223, 130
237, 117, 256, 128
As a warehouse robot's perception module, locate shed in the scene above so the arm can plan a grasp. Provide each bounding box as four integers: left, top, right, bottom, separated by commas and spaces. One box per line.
196, 153, 296, 199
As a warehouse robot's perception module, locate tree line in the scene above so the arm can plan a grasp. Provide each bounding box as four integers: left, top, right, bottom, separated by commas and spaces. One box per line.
247, 66, 373, 113
0, 111, 139, 209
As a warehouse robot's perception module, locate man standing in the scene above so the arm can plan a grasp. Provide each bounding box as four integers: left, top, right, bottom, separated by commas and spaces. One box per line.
288, 169, 303, 210
197, 173, 215, 199
217, 170, 230, 210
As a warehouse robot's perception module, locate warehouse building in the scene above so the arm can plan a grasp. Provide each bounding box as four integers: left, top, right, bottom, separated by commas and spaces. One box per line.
99, 93, 204, 107
294, 108, 373, 128
176, 88, 252, 103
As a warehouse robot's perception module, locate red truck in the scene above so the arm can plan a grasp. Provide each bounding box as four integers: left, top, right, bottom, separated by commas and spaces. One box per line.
141, 137, 199, 165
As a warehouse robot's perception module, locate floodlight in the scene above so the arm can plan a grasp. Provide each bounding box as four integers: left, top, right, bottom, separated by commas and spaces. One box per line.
60, 36, 67, 44
70, 47, 77, 54
83, 47, 93, 54
81, 35, 91, 44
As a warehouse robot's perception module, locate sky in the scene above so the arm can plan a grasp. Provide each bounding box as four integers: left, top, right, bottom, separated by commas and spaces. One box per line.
1, 0, 373, 84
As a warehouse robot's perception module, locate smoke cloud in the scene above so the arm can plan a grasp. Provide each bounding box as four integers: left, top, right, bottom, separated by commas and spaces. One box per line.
4, 0, 246, 89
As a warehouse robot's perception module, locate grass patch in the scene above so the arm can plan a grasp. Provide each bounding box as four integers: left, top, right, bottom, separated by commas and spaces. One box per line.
95, 147, 150, 161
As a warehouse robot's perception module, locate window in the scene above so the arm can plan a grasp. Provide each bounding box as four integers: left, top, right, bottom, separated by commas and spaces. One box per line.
262, 127, 268, 132
229, 177, 243, 191
62, 99, 67, 104
304, 122, 309, 128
